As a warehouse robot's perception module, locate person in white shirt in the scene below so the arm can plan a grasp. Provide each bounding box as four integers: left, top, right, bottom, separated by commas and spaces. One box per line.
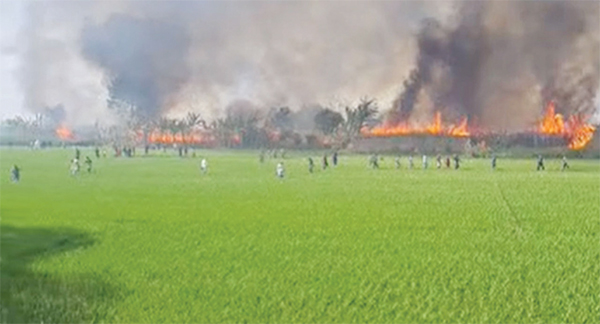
70, 158, 80, 176
200, 158, 208, 174
276, 162, 285, 179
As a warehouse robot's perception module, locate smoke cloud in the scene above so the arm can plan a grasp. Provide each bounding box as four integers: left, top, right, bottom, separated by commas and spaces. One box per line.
17, 1, 451, 125
81, 14, 192, 120
388, 0, 600, 131
15, 1, 598, 130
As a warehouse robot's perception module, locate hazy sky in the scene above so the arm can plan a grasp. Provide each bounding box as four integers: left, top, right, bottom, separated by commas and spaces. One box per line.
0, 0, 25, 120
0, 0, 598, 126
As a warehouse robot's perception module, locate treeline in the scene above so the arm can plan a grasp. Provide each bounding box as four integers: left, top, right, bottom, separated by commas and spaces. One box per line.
1, 99, 380, 149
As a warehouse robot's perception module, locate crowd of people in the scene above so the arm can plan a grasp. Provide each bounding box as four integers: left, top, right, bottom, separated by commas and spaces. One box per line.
266, 152, 571, 180
7, 148, 573, 183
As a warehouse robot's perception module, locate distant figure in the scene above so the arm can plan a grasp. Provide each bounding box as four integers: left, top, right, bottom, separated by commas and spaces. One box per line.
200, 158, 208, 174
395, 156, 401, 169
102, 149, 107, 158
491, 154, 497, 170
369, 154, 379, 169
332, 152, 338, 166
445, 156, 451, 168
75, 148, 81, 160
436, 154, 442, 169
536, 155, 545, 171
322, 154, 329, 170
308, 157, 314, 173
453, 155, 460, 169
10, 165, 20, 183
85, 156, 93, 173
95, 147, 100, 159
276, 162, 285, 178
422, 155, 428, 169
561, 156, 569, 171
70, 158, 80, 176
408, 155, 414, 169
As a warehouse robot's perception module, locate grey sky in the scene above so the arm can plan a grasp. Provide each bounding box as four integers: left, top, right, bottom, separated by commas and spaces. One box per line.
0, 0, 25, 120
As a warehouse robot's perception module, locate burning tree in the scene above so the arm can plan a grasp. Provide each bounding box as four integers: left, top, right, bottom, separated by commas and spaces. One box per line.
537, 101, 596, 150
342, 98, 378, 142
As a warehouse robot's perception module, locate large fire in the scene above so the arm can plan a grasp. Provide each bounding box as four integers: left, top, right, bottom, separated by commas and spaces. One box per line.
363, 112, 470, 138
362, 101, 596, 150
538, 101, 596, 150
55, 125, 74, 141
147, 130, 216, 145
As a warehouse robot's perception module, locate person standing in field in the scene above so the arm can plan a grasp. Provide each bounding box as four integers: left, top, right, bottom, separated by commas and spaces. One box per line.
85, 156, 93, 173
422, 155, 428, 169
95, 147, 100, 159
322, 154, 329, 170
561, 155, 569, 171
70, 158, 80, 176
308, 157, 314, 173
408, 155, 414, 169
491, 154, 497, 170
10, 165, 20, 183
369, 154, 379, 169
536, 154, 545, 171
75, 148, 80, 160
445, 156, 451, 168
200, 158, 208, 174
395, 156, 401, 169
453, 154, 460, 169
436, 154, 442, 169
276, 162, 285, 178
332, 152, 338, 167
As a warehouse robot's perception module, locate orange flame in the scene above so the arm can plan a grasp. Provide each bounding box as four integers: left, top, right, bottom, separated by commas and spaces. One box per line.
55, 125, 74, 140
538, 101, 596, 150
366, 111, 470, 138
147, 130, 217, 146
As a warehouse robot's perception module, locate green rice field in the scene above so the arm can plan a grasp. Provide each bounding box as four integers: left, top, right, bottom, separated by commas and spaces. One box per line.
1, 148, 599, 323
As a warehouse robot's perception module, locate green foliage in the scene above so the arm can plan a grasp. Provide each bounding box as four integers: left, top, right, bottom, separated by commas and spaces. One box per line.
314, 108, 344, 135
1, 149, 598, 322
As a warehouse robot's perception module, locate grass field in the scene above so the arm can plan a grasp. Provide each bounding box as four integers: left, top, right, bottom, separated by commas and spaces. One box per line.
1, 148, 599, 323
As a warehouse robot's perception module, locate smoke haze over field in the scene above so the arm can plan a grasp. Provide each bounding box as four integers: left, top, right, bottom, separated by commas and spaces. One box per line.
6, 0, 600, 129
389, 1, 600, 131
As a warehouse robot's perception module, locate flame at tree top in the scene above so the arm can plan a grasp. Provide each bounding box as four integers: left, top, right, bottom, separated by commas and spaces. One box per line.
538, 101, 596, 150
363, 111, 470, 138
55, 125, 74, 141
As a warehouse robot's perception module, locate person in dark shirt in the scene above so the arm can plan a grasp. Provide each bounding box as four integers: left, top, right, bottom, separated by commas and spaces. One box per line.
10, 165, 20, 183
537, 155, 545, 171
453, 155, 460, 170
85, 156, 93, 173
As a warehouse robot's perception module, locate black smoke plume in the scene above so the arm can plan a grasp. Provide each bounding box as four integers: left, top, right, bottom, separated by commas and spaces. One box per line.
389, 0, 599, 130
81, 14, 191, 120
